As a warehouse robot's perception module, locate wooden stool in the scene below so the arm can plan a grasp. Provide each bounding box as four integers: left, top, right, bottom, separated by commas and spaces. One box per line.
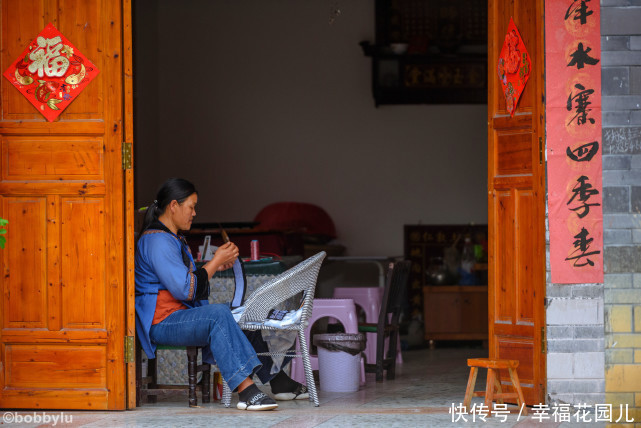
463, 358, 528, 415
136, 341, 211, 408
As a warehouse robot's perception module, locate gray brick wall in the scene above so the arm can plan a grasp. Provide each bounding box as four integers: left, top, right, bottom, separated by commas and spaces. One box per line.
545, 0, 638, 410
545, 1, 641, 406
601, 2, 641, 380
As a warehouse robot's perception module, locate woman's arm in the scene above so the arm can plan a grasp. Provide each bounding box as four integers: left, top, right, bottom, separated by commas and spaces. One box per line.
142, 234, 202, 301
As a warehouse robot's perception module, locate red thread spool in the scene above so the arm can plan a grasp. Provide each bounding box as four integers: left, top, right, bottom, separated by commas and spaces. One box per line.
250, 240, 259, 261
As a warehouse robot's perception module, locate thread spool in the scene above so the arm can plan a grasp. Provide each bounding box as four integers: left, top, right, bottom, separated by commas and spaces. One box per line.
250, 240, 259, 261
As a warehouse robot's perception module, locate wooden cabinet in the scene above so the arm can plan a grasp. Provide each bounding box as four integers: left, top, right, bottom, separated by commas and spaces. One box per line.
404, 224, 488, 343
423, 285, 488, 342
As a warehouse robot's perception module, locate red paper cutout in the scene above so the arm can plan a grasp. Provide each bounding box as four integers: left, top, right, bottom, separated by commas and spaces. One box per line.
2, 23, 99, 122
497, 18, 531, 116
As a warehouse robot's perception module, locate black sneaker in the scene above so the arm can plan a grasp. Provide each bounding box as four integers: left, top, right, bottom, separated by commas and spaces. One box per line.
237, 390, 278, 411
273, 383, 309, 401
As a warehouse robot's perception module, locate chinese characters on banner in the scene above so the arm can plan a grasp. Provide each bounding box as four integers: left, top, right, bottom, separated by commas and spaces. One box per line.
2, 23, 99, 122
545, 0, 603, 283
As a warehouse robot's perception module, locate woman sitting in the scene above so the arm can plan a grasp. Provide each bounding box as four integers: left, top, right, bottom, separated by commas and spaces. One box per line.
135, 178, 307, 411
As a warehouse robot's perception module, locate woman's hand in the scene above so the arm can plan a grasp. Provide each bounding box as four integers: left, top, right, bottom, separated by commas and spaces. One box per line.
204, 242, 239, 278
213, 242, 239, 266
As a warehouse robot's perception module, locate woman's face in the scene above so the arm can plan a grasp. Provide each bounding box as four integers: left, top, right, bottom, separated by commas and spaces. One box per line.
172, 192, 198, 231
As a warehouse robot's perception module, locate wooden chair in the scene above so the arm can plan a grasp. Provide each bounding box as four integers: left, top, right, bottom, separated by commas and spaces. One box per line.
136, 341, 211, 408
463, 358, 528, 415
358, 260, 411, 382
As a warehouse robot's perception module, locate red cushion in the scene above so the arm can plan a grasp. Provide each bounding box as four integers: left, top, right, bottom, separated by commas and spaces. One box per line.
254, 202, 336, 239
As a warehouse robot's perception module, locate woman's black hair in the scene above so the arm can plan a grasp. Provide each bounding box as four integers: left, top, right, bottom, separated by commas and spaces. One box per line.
139, 177, 197, 235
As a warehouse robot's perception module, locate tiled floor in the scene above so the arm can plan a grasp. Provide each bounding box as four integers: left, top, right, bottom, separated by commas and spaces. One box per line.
2, 347, 606, 427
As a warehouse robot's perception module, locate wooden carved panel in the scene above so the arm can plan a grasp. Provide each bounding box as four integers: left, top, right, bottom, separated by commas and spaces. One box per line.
494, 190, 515, 323
60, 198, 106, 328
2, 137, 103, 180
4, 344, 106, 388
516, 190, 535, 324
0, 0, 45, 119
1, 197, 47, 328
496, 336, 535, 401
56, 0, 103, 119
497, 132, 533, 176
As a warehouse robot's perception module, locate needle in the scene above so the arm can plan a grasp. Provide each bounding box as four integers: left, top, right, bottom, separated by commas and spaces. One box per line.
218, 223, 230, 243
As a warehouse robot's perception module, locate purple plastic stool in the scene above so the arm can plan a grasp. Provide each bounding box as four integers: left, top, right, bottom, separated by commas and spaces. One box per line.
290, 298, 366, 386
333, 287, 403, 366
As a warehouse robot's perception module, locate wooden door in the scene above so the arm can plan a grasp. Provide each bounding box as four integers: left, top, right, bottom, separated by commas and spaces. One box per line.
0, 0, 134, 410
487, 1, 546, 405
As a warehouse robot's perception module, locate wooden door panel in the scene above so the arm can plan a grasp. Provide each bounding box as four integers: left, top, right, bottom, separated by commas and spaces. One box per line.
494, 190, 515, 322
497, 133, 533, 175
56, 0, 103, 119
0, 0, 45, 119
488, 0, 546, 406
61, 198, 106, 328
0, 0, 131, 410
494, 336, 536, 402
516, 190, 535, 324
2, 137, 104, 179
5, 344, 107, 388
2, 197, 47, 328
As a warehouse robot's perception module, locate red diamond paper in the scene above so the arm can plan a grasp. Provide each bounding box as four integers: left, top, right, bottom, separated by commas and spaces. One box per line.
497, 17, 530, 117
3, 23, 99, 122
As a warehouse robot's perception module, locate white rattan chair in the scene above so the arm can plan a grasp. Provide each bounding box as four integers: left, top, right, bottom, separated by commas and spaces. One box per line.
221, 251, 326, 407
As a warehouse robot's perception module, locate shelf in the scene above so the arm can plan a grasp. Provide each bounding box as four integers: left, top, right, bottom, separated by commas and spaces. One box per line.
365, 0, 488, 106
364, 51, 487, 106
404, 224, 488, 342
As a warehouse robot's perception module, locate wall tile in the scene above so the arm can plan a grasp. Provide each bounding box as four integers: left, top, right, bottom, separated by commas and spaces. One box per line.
602, 95, 641, 110
631, 36, 641, 51
604, 170, 641, 186
605, 273, 634, 289
603, 186, 630, 213
574, 352, 605, 378
548, 299, 604, 325
604, 229, 632, 244
606, 305, 633, 332
604, 155, 632, 170
604, 213, 641, 229
606, 348, 635, 364
605, 246, 641, 273
631, 187, 641, 213
605, 364, 641, 392
601, 35, 630, 51
575, 326, 607, 339
604, 111, 631, 126
630, 67, 641, 94
602, 8, 641, 36
602, 67, 630, 95
548, 352, 574, 379
548, 339, 605, 353
602, 51, 641, 66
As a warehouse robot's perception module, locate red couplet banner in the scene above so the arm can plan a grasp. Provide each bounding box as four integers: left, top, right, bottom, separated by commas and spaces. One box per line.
545, 0, 604, 283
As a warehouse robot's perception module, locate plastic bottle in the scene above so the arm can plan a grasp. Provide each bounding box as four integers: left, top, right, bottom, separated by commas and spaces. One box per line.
459, 237, 477, 285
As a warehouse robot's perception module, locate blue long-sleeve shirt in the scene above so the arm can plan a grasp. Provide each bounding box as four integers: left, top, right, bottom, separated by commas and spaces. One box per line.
135, 222, 208, 359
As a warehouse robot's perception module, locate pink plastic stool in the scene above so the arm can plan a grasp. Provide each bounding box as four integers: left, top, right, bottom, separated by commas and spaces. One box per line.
332, 287, 403, 366
290, 298, 366, 386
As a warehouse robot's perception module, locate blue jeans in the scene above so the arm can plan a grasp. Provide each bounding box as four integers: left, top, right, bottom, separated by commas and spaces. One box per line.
149, 303, 261, 392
